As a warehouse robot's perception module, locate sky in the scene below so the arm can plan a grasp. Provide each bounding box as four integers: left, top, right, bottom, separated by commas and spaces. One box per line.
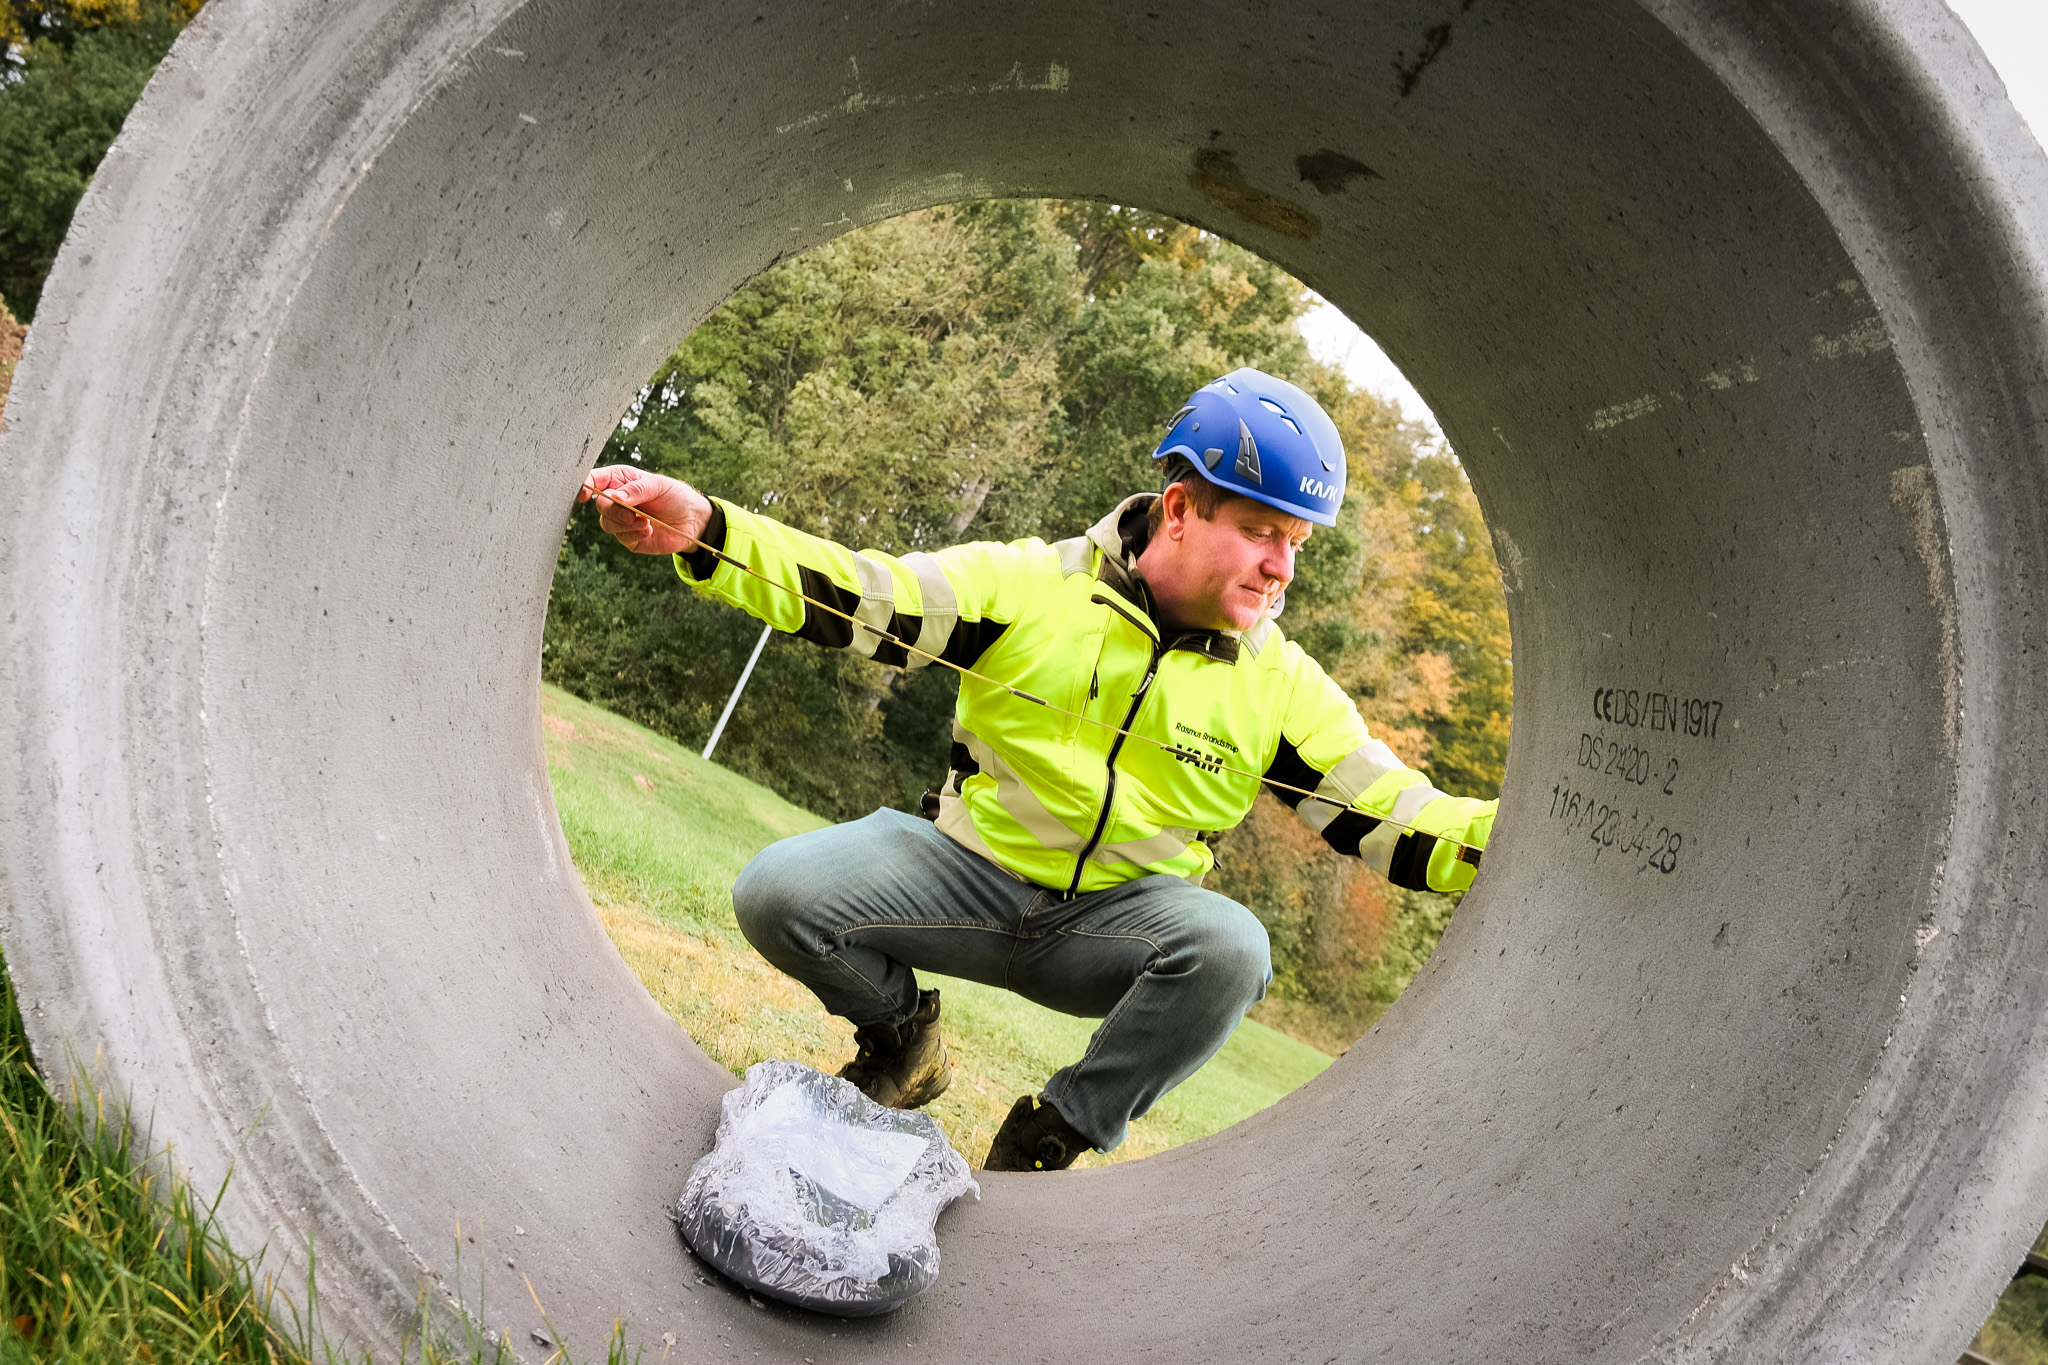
1299, 0, 2047, 432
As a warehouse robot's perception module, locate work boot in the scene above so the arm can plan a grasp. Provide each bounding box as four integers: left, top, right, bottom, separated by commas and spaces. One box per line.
982, 1095, 1092, 1172
838, 988, 952, 1109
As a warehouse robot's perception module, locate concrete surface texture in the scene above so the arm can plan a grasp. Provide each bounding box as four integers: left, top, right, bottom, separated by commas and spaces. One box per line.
2, 0, 2045, 1359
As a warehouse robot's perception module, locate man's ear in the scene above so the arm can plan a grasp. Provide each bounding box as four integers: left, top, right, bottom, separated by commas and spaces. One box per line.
1159, 482, 1193, 540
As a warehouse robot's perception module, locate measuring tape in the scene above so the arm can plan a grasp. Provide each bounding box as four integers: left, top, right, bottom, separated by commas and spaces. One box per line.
581, 480, 1484, 865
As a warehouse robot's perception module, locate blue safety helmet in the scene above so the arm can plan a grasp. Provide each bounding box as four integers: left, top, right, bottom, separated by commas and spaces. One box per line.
1150, 368, 1346, 526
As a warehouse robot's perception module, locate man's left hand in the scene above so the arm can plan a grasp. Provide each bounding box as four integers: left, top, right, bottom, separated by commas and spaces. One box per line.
579, 466, 711, 556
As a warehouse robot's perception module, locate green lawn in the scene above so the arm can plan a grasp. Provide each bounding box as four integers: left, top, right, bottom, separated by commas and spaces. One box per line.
541, 682, 1334, 1167
0, 956, 646, 1364
1978, 1245, 2048, 1365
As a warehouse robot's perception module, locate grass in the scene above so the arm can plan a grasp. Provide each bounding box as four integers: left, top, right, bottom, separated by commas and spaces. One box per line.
541, 681, 1334, 1167
1975, 1226, 2048, 1365
0, 975, 290, 1362
0, 954, 653, 1363
0, 866, 649, 1358
0, 683, 1321, 1363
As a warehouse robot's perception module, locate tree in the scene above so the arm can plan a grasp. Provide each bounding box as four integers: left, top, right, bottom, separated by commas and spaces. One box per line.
1399, 451, 1512, 796
0, 0, 202, 320
0, 292, 23, 414
996, 206, 1316, 538
1205, 790, 1458, 1052
547, 203, 1081, 820
618, 201, 1075, 553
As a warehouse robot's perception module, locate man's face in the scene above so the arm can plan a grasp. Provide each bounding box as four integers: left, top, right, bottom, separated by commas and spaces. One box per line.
1158, 486, 1312, 632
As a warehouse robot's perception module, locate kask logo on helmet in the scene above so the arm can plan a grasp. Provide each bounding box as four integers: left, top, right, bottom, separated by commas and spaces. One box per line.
1298, 476, 1338, 501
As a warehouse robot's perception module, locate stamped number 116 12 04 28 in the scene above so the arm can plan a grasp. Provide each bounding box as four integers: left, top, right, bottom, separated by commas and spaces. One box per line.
1549, 686, 1728, 875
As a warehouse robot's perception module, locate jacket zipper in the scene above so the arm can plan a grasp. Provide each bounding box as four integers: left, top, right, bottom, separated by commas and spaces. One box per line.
1067, 593, 1167, 899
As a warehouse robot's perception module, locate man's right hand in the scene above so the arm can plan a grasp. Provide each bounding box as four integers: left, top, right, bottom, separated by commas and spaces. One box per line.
579, 466, 713, 556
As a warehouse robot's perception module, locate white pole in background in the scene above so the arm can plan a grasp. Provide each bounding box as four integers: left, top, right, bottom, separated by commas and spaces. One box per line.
703, 622, 773, 761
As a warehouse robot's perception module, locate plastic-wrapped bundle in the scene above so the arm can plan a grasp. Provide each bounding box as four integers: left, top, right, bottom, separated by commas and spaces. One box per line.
674, 1059, 979, 1315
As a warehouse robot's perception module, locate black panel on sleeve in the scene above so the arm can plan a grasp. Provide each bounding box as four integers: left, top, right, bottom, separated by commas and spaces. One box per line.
787, 587, 934, 662
678, 501, 729, 581
1386, 832, 1438, 891
1263, 735, 1326, 811
794, 566, 861, 649
939, 617, 1010, 670
867, 612, 923, 667
1318, 808, 1382, 858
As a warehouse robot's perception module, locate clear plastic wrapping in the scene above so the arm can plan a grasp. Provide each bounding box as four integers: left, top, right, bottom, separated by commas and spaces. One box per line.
673, 1059, 979, 1315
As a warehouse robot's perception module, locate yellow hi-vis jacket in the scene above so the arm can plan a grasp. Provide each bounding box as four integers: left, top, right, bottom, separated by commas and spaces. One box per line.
677, 492, 1496, 897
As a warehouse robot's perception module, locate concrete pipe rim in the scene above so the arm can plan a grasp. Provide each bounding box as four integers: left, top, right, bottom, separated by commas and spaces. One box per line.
2, 0, 2047, 1359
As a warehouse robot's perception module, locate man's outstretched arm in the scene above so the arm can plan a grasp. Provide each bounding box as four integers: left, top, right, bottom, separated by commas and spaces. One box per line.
1263, 646, 1496, 895
579, 465, 1023, 672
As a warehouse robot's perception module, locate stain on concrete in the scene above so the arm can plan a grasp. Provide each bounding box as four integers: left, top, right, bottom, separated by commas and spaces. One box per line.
1394, 24, 1452, 96
1294, 149, 1379, 196
1587, 393, 1660, 431
1489, 525, 1526, 595
1188, 148, 1320, 240
1812, 317, 1890, 360
1889, 463, 1959, 755
1393, 1, 1477, 97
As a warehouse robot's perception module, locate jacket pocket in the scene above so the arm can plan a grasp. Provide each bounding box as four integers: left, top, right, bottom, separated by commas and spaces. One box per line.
1059, 632, 1107, 743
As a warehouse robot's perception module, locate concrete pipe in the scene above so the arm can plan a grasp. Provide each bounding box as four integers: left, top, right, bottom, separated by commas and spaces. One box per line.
3, 0, 2045, 1359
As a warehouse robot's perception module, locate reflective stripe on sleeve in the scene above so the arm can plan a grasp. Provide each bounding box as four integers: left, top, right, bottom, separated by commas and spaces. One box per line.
899, 552, 959, 668
1377, 784, 1454, 889
1298, 793, 1345, 835
1297, 738, 1408, 833
1357, 819, 1403, 877
1328, 740, 1407, 804
847, 553, 898, 660
1389, 780, 1444, 826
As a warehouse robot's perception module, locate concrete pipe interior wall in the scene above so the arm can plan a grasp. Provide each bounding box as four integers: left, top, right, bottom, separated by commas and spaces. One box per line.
3, 0, 2047, 1359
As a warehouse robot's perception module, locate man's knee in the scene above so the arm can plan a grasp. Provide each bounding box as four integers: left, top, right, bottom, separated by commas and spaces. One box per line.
731, 837, 813, 960
1199, 901, 1273, 1008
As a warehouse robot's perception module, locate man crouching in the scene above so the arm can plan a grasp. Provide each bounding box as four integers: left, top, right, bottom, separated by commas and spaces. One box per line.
583, 368, 1495, 1170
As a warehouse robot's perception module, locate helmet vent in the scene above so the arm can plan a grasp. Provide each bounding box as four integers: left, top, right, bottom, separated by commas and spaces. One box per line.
1235, 420, 1263, 485
1258, 396, 1304, 435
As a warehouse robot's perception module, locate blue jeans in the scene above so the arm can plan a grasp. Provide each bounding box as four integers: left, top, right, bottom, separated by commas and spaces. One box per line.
731, 808, 1272, 1151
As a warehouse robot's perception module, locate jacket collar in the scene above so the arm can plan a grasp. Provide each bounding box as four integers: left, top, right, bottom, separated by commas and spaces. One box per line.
1082, 493, 1287, 663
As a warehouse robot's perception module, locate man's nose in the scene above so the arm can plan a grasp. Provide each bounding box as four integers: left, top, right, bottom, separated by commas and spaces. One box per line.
1263, 542, 1295, 585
